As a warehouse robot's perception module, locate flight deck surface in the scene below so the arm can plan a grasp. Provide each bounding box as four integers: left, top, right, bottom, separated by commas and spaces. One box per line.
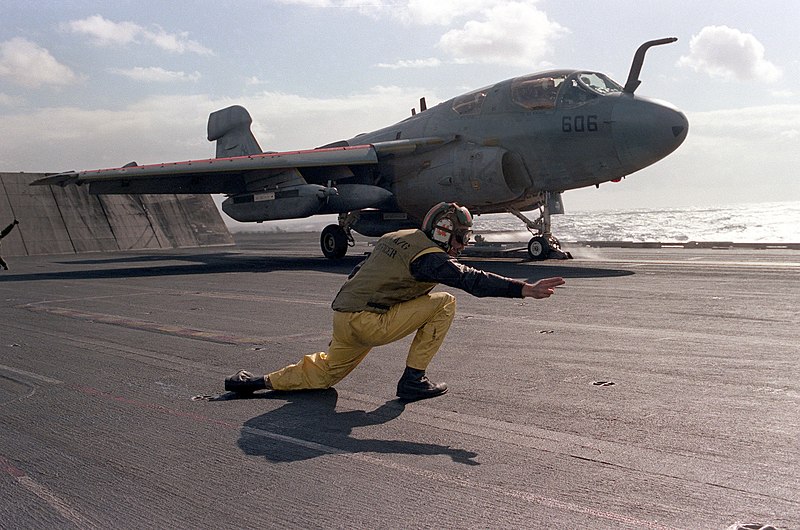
1, 233, 797, 528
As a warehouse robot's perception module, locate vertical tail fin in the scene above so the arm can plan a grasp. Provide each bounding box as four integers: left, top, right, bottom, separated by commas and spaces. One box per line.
207, 105, 262, 158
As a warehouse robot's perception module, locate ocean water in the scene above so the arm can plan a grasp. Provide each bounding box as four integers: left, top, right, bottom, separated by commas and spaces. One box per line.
475, 201, 800, 243
231, 200, 800, 244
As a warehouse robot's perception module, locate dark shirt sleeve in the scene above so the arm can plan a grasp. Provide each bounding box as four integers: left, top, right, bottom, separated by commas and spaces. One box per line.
410, 252, 525, 298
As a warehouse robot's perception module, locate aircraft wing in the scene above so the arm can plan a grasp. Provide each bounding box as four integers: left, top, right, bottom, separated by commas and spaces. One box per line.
30, 145, 379, 195
30, 137, 449, 195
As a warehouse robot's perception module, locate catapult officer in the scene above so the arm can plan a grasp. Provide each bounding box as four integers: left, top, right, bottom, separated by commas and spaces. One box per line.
0, 219, 19, 271
225, 202, 565, 401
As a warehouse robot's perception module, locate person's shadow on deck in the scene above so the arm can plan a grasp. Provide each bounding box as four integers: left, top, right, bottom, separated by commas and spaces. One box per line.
237, 389, 479, 466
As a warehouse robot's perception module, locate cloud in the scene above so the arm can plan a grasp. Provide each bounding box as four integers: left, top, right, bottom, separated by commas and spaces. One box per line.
770, 89, 794, 99
0, 38, 78, 88
292, 0, 518, 26
402, 0, 492, 25
245, 76, 270, 86
275, 0, 499, 23
437, 2, 568, 67
665, 105, 800, 192
110, 66, 201, 82
0, 92, 25, 106
376, 58, 441, 69
275, 0, 333, 6
568, 104, 800, 209
145, 28, 214, 55
780, 129, 799, 141
687, 104, 800, 142
678, 25, 781, 82
66, 15, 140, 46
245, 85, 435, 149
0, 86, 429, 172
273, 0, 396, 18
273, 1, 566, 67
67, 15, 213, 56
0, 95, 210, 171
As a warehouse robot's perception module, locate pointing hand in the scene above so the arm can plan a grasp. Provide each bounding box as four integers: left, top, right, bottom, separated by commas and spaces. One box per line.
522, 277, 565, 299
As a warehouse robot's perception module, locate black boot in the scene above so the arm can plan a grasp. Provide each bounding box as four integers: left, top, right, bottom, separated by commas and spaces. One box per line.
396, 367, 447, 401
225, 370, 267, 394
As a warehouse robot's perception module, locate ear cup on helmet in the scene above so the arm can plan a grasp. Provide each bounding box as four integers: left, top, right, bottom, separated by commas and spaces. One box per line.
432, 217, 454, 244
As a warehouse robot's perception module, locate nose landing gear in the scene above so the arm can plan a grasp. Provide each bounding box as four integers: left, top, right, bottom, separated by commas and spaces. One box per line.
508, 192, 573, 261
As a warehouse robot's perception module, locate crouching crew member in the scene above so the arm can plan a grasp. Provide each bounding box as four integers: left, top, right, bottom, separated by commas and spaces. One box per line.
225, 202, 565, 401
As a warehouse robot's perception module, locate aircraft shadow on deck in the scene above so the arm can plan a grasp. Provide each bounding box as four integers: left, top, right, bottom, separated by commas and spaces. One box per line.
0, 253, 634, 283
0, 253, 359, 282
230, 389, 480, 466
472, 261, 635, 280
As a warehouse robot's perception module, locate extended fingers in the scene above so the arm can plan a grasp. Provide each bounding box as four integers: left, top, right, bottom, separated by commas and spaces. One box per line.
538, 277, 565, 287
532, 277, 564, 298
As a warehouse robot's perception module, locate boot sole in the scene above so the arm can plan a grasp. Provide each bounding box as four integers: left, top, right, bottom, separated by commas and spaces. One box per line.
396, 387, 448, 401
224, 384, 256, 393
224, 380, 263, 393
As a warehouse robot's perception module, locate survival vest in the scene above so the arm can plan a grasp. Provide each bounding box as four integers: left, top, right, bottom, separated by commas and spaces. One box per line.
331, 229, 446, 313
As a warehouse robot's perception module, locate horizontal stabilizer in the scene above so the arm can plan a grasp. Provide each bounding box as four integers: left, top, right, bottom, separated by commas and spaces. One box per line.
29, 172, 80, 187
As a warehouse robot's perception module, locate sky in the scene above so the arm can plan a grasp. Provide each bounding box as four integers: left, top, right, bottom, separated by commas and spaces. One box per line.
1, 0, 799, 219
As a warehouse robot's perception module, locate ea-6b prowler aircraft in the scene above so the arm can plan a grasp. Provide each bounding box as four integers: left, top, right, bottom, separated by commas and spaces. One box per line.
33, 38, 688, 260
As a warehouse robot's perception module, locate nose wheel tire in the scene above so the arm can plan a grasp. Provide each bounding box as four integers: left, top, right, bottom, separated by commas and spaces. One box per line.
527, 236, 551, 260
321, 224, 348, 259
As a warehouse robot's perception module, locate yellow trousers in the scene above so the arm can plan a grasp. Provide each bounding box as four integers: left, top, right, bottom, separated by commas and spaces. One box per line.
267, 292, 456, 390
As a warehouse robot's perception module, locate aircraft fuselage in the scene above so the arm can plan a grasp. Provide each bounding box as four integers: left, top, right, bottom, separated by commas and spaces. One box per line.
346, 69, 687, 217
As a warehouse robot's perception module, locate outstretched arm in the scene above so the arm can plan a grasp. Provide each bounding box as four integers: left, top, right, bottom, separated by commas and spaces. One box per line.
411, 252, 564, 299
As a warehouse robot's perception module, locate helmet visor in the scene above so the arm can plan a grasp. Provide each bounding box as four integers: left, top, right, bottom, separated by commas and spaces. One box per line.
454, 229, 473, 245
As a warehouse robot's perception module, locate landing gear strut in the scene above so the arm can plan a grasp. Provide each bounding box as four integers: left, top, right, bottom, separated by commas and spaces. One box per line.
320, 213, 356, 259
509, 192, 572, 261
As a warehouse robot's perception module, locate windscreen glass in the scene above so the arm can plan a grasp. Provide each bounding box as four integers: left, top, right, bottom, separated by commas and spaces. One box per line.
511, 73, 568, 111
577, 72, 623, 94
559, 72, 622, 108
452, 89, 488, 115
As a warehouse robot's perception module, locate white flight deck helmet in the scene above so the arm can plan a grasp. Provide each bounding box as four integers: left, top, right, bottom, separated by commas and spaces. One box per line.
421, 202, 474, 252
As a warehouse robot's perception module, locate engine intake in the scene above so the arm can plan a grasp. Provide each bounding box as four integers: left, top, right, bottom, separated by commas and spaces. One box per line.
394, 145, 531, 215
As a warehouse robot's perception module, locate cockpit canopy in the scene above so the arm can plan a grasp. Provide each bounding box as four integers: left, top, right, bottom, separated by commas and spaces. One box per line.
451, 70, 623, 115
512, 70, 623, 111
452, 89, 488, 116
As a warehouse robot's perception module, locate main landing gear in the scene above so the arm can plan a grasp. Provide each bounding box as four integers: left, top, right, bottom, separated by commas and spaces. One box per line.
320, 213, 357, 259
508, 193, 573, 261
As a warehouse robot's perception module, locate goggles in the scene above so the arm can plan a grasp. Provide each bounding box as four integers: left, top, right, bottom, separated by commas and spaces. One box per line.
453, 229, 473, 245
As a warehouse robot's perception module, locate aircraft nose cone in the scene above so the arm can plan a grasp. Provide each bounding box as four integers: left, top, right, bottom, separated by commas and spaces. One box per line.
612, 96, 688, 173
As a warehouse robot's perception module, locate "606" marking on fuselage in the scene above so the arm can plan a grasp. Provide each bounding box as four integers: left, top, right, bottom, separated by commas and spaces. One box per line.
562, 115, 598, 132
